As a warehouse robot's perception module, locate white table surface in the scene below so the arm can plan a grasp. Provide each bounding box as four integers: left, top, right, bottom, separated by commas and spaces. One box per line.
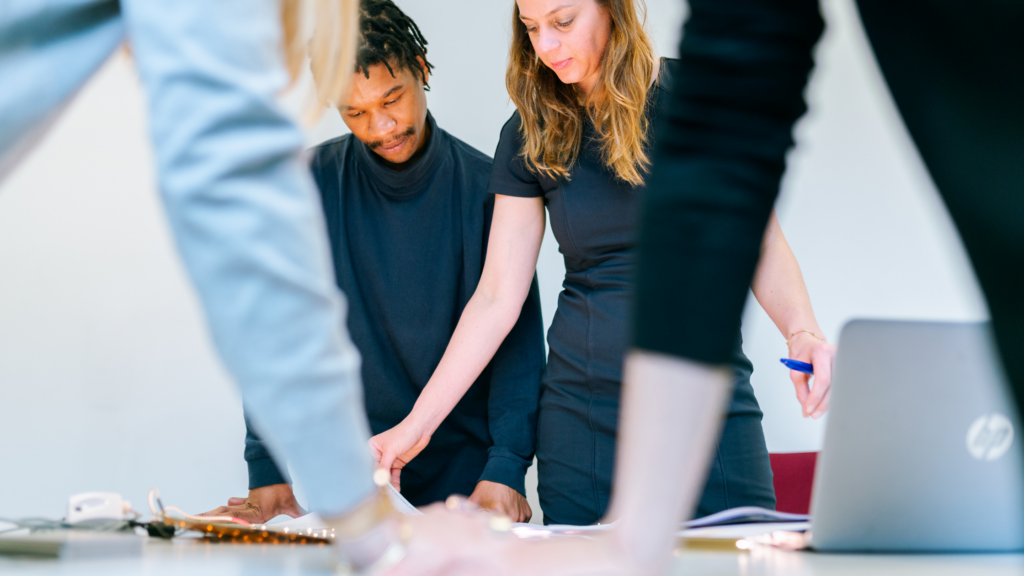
1, 537, 1023, 575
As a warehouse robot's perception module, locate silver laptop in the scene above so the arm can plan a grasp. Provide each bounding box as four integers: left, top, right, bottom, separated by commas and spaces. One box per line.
809, 320, 1024, 552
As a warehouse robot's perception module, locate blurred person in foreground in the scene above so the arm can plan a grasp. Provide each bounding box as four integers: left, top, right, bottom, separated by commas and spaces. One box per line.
0, 0, 445, 572
204, 0, 543, 524
378, 0, 1024, 575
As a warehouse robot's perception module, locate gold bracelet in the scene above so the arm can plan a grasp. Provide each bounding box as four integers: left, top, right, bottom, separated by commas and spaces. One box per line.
786, 329, 823, 347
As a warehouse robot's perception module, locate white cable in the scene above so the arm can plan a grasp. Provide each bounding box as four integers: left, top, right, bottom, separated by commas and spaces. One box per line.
148, 488, 251, 527
148, 488, 162, 516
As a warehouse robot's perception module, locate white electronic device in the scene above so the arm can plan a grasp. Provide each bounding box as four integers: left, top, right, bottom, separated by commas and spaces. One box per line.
66, 492, 132, 524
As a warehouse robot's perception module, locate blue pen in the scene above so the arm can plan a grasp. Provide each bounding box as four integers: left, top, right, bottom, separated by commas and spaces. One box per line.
780, 358, 814, 375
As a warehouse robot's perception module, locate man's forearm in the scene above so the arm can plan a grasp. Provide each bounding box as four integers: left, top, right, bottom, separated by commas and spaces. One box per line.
478, 452, 531, 497
479, 275, 545, 495
244, 412, 291, 489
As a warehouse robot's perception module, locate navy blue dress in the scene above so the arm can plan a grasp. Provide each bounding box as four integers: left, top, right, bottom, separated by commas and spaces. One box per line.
488, 60, 775, 524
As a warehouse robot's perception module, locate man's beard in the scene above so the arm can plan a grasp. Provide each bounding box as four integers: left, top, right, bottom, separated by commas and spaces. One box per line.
368, 126, 416, 151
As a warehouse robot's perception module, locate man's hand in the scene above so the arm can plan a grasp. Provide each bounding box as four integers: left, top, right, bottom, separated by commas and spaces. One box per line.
199, 483, 305, 524
468, 481, 532, 523
369, 419, 432, 491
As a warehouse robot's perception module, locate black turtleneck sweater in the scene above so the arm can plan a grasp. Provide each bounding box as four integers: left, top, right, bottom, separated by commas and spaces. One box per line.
243, 114, 546, 505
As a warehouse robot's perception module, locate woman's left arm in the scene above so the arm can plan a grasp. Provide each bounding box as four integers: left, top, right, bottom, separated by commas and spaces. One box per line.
751, 211, 836, 419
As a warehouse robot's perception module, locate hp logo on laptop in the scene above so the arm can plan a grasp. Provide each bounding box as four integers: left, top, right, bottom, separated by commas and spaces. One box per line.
966, 414, 1015, 461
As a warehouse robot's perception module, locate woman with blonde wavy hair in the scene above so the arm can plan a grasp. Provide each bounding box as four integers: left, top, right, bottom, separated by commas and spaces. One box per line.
371, 0, 836, 526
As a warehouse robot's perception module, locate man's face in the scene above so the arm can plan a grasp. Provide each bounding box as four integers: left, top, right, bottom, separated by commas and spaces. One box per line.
341, 60, 429, 164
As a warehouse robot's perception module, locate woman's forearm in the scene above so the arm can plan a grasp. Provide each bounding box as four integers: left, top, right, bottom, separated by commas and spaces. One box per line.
404, 195, 547, 438
752, 212, 837, 418
751, 211, 824, 340
406, 290, 526, 436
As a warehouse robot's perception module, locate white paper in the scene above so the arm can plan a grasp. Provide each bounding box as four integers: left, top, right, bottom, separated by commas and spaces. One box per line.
510, 522, 613, 540
267, 513, 328, 531
383, 482, 422, 516
265, 482, 422, 533
510, 507, 810, 541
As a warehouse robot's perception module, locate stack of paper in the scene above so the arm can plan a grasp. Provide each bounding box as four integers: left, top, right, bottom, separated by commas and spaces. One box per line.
682, 507, 808, 529
511, 507, 810, 541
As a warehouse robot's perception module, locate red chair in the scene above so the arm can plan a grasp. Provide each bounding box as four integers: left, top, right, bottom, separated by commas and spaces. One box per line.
769, 452, 819, 514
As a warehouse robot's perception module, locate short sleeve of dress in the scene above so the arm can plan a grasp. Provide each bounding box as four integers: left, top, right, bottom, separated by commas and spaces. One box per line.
487, 112, 545, 199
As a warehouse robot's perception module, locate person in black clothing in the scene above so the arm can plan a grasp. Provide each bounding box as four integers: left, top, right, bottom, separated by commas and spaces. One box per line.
203, 0, 544, 524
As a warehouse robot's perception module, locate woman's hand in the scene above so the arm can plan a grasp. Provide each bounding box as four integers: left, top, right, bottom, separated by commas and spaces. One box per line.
369, 419, 432, 491
786, 331, 837, 419
749, 211, 835, 419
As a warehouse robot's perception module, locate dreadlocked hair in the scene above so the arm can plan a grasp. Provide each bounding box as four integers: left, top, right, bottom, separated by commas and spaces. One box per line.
354, 0, 434, 90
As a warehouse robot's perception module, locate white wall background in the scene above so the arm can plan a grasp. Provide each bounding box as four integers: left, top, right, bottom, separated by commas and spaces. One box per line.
0, 0, 986, 523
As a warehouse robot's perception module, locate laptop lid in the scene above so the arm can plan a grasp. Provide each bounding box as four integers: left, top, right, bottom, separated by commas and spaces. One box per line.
809, 320, 1024, 552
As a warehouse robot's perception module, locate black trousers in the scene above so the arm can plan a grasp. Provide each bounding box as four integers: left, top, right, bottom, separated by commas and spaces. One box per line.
635, 0, 1024, 459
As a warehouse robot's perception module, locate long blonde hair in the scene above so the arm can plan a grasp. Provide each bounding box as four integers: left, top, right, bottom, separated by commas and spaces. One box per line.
282, 0, 360, 110
507, 0, 655, 186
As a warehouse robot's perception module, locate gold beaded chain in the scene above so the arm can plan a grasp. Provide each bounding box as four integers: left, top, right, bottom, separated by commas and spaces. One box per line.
786, 329, 824, 347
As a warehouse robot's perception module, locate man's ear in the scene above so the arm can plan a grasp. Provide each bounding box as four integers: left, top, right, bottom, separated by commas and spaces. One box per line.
415, 55, 430, 86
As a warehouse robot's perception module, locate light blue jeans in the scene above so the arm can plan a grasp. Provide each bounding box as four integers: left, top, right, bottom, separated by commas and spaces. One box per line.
0, 0, 374, 515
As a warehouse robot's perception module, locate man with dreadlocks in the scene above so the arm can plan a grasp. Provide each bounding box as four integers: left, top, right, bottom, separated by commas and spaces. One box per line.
204, 0, 544, 523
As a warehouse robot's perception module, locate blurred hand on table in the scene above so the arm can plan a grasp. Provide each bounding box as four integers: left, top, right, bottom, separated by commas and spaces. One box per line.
199, 483, 305, 524
383, 504, 653, 576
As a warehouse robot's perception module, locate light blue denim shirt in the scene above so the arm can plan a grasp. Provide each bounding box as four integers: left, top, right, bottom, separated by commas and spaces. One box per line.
0, 0, 375, 515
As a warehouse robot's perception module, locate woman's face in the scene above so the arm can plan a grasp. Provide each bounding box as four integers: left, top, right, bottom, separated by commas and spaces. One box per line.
516, 0, 611, 95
